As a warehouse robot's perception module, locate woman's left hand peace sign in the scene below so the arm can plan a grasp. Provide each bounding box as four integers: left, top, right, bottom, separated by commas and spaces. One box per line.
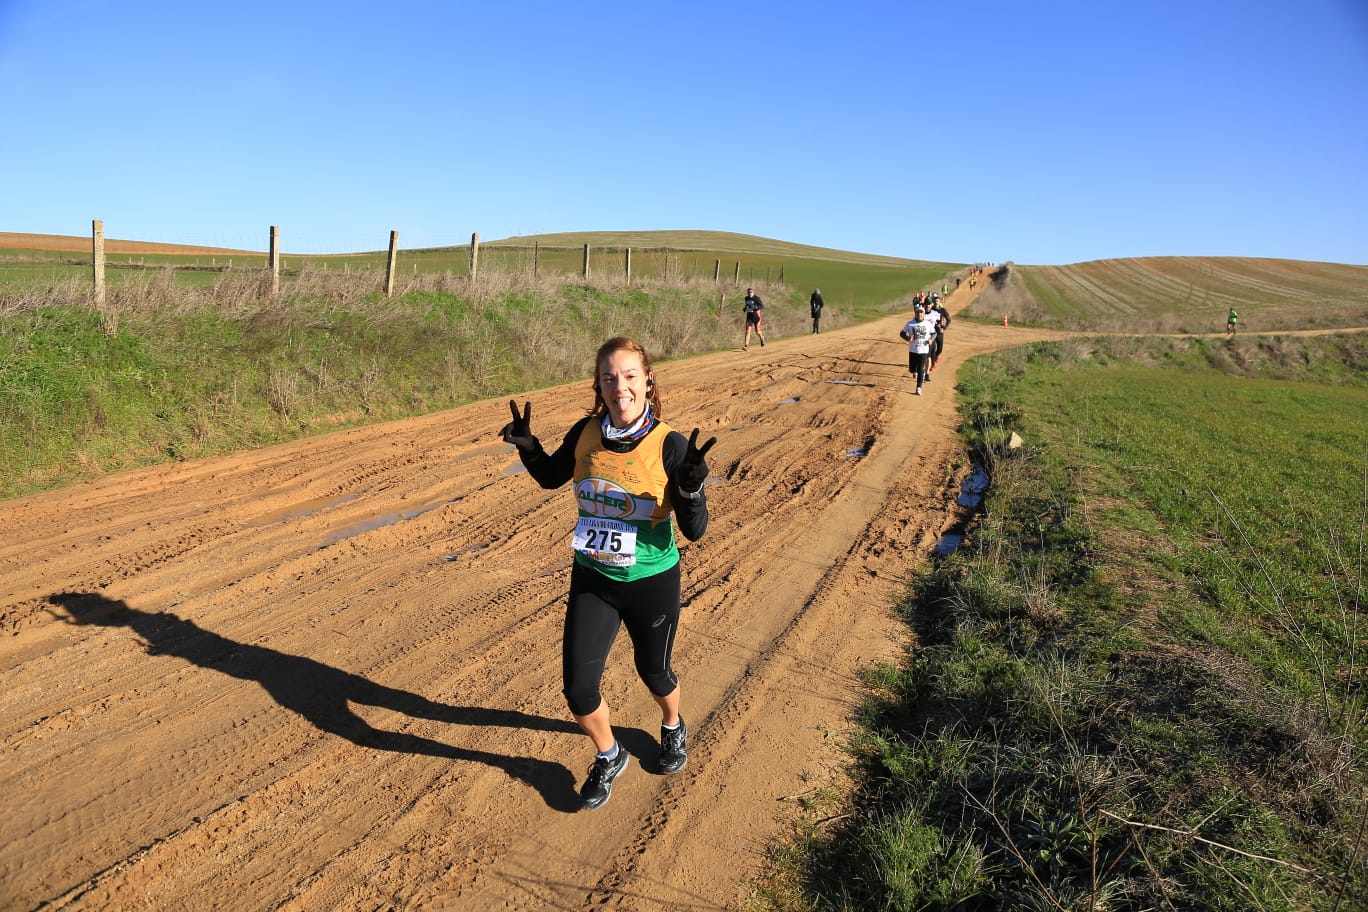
677, 428, 716, 493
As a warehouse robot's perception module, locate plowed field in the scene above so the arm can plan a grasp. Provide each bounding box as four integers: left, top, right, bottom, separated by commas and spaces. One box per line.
1, 283, 1063, 910
0, 232, 258, 257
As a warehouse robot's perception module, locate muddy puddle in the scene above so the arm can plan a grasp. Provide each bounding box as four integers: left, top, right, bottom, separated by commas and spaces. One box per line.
322, 498, 458, 547
241, 494, 357, 527
935, 462, 990, 557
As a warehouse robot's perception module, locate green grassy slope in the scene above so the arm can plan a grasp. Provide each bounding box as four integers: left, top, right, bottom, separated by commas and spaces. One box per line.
0, 230, 961, 499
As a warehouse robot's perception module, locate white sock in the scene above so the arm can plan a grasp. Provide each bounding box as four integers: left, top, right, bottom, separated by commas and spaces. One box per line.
597, 742, 620, 761
662, 720, 681, 731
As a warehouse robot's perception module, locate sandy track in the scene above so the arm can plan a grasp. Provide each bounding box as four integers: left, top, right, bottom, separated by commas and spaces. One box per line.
0, 285, 1060, 911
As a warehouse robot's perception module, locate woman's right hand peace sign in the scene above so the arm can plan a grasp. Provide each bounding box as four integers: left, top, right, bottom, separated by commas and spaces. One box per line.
500, 400, 537, 452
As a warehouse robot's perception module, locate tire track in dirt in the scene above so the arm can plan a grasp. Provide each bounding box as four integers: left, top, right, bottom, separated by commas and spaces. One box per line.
0, 281, 1066, 911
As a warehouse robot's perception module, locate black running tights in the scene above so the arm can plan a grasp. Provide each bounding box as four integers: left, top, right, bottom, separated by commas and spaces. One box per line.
562, 561, 681, 717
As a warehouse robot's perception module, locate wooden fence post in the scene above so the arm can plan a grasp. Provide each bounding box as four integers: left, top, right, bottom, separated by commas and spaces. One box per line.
91, 219, 106, 307
268, 226, 280, 298
384, 230, 399, 297
582, 243, 590, 280
625, 248, 631, 284
714, 258, 721, 282
533, 241, 540, 278
469, 232, 480, 278
734, 261, 740, 284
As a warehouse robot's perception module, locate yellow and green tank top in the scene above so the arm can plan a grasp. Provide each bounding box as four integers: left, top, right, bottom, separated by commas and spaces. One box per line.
572, 418, 679, 581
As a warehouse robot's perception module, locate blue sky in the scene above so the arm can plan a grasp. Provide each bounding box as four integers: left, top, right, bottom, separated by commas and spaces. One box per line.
2, 0, 1365, 265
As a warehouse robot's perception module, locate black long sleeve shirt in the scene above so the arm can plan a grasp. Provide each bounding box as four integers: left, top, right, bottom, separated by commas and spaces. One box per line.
517, 415, 709, 541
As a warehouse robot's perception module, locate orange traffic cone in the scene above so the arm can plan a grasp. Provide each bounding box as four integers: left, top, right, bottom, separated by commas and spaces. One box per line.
1002, 315, 1009, 326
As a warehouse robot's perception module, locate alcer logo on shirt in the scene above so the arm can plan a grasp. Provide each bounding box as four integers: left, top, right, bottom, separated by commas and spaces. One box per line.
576, 477, 637, 518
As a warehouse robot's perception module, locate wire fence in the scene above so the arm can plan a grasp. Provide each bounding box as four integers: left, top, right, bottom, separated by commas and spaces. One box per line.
6, 223, 793, 304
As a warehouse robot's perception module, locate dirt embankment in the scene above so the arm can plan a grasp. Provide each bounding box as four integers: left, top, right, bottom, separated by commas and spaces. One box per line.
0, 283, 1062, 911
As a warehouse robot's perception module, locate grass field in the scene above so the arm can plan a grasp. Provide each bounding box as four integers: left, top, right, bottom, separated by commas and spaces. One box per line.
759, 335, 1367, 911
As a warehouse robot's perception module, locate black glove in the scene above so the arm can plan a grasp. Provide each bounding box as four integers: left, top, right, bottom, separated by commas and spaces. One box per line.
677, 428, 717, 493
500, 400, 537, 452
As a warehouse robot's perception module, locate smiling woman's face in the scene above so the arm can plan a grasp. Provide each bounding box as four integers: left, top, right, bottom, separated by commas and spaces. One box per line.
598, 349, 651, 428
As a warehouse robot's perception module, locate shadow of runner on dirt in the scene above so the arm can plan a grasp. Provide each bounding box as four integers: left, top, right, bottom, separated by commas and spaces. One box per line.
48, 591, 593, 812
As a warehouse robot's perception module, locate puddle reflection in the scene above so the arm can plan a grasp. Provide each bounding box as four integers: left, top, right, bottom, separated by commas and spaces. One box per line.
322, 498, 458, 547
936, 463, 991, 558
934, 533, 964, 557
956, 467, 990, 508
443, 543, 490, 562
242, 494, 357, 527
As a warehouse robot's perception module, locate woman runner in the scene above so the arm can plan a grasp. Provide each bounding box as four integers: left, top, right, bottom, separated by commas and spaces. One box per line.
501, 336, 715, 810
742, 288, 766, 350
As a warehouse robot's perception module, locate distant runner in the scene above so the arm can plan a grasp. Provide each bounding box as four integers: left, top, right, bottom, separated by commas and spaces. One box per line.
743, 288, 766, 350
809, 288, 824, 334
501, 337, 715, 811
1227, 308, 1239, 336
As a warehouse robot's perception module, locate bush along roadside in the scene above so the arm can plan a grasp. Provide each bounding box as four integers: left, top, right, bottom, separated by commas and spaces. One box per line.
0, 262, 957, 502
758, 341, 1366, 911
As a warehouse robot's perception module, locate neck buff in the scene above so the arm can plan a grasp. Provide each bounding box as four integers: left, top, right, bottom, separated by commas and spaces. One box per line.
601, 402, 655, 443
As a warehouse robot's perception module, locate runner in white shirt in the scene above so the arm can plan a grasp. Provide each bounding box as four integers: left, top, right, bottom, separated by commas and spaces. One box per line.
899, 305, 936, 395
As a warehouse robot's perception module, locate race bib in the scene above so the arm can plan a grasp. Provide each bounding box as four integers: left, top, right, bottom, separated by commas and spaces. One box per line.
572, 517, 638, 567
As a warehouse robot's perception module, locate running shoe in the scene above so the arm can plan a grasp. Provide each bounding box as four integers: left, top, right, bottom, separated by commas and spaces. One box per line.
659, 718, 688, 774
915, 387, 922, 395
580, 747, 629, 810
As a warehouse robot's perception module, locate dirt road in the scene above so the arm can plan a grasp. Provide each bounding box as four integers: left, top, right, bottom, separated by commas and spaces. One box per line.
1, 287, 1059, 911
